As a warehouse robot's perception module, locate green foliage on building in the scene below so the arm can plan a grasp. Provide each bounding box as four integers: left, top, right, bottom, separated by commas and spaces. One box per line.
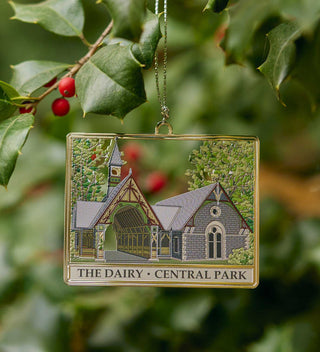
186, 140, 255, 228
228, 233, 254, 265
71, 138, 113, 206
70, 230, 79, 259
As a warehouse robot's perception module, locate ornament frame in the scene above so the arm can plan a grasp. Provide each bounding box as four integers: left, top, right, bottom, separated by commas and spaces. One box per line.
64, 133, 259, 288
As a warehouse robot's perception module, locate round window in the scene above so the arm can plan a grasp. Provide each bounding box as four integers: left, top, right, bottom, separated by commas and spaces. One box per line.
210, 206, 221, 218
111, 168, 119, 176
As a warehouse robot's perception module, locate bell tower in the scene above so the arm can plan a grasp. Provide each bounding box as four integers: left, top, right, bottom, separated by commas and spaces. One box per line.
108, 140, 124, 188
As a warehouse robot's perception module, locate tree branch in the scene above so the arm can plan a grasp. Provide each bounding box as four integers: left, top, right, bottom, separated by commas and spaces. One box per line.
37, 20, 114, 102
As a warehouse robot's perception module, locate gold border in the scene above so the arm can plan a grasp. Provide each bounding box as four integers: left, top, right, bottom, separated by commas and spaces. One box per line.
64, 133, 260, 288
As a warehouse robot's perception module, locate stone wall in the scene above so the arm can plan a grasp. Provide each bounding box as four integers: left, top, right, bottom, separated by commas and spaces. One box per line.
226, 235, 247, 257
183, 234, 206, 260
193, 201, 242, 234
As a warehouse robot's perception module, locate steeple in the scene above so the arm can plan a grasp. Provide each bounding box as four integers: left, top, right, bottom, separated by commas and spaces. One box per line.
109, 142, 123, 167
108, 140, 124, 189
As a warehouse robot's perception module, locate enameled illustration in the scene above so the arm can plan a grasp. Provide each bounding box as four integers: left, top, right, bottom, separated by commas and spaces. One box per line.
64, 134, 259, 287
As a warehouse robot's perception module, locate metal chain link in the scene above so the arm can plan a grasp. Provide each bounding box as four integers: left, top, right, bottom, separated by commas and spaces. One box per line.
154, 0, 172, 134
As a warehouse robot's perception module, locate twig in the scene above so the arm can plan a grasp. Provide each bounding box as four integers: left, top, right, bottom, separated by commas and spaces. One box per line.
79, 33, 92, 48
37, 20, 114, 102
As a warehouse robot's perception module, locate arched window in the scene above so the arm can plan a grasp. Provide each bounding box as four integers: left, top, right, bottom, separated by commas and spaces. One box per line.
206, 222, 225, 259
208, 232, 214, 258
216, 233, 222, 258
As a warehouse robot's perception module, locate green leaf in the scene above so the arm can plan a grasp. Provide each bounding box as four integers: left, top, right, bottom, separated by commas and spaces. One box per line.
0, 114, 34, 187
132, 10, 162, 69
278, 0, 320, 31
104, 10, 161, 69
0, 81, 20, 121
204, 0, 229, 13
10, 60, 70, 96
102, 0, 146, 42
292, 24, 320, 110
75, 44, 146, 119
259, 22, 301, 99
0, 97, 16, 121
9, 0, 84, 37
223, 0, 276, 63
0, 81, 20, 100
0, 131, 65, 212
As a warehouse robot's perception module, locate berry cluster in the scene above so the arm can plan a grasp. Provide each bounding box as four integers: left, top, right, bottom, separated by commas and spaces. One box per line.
19, 76, 76, 117
52, 77, 75, 116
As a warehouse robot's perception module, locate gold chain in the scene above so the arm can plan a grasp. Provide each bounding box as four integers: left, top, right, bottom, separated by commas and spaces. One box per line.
154, 0, 173, 135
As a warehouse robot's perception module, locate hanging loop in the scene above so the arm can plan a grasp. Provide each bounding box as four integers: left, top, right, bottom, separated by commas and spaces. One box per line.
155, 120, 173, 135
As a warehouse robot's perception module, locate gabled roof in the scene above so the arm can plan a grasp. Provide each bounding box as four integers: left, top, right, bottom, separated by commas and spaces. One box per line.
109, 141, 124, 166
72, 178, 252, 232
88, 171, 132, 228
73, 201, 104, 229
152, 205, 181, 231
154, 183, 218, 231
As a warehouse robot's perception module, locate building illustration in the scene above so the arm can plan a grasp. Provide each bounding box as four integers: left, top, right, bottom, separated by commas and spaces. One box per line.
71, 141, 253, 263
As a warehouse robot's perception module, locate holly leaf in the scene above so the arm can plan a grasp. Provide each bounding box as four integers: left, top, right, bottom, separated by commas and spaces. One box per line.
10, 60, 70, 96
75, 44, 146, 119
9, 0, 85, 37
0, 97, 16, 121
0, 113, 34, 187
223, 0, 276, 64
292, 24, 320, 110
102, 0, 146, 42
278, 0, 320, 32
0, 81, 21, 121
104, 10, 161, 70
204, 0, 229, 13
132, 10, 162, 69
259, 22, 301, 100
0, 80, 20, 100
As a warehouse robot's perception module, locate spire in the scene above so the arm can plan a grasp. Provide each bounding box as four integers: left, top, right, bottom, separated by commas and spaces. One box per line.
107, 139, 124, 191
109, 140, 124, 166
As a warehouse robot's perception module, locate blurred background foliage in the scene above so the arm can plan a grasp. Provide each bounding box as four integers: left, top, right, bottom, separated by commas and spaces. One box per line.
0, 0, 320, 351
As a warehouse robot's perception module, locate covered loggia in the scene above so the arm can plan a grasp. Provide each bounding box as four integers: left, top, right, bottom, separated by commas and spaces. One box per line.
113, 205, 151, 259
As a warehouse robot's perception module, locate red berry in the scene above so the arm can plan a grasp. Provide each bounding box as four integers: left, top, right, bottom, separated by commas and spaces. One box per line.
44, 77, 57, 88
59, 77, 75, 97
19, 101, 36, 115
91, 154, 97, 161
52, 98, 70, 116
19, 106, 32, 114
123, 142, 142, 162
145, 171, 167, 193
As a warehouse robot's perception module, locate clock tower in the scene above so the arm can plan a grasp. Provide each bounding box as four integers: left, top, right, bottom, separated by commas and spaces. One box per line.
108, 141, 124, 189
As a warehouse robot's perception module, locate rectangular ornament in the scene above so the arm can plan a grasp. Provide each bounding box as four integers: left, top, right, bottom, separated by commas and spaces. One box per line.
64, 133, 259, 288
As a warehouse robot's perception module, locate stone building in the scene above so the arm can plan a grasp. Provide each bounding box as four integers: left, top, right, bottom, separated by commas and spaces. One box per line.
71, 141, 252, 262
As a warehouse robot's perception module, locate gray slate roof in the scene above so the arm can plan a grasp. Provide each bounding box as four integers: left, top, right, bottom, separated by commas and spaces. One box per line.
154, 183, 218, 231
152, 205, 181, 231
110, 141, 124, 166
102, 187, 114, 201
74, 201, 104, 229
73, 171, 131, 229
